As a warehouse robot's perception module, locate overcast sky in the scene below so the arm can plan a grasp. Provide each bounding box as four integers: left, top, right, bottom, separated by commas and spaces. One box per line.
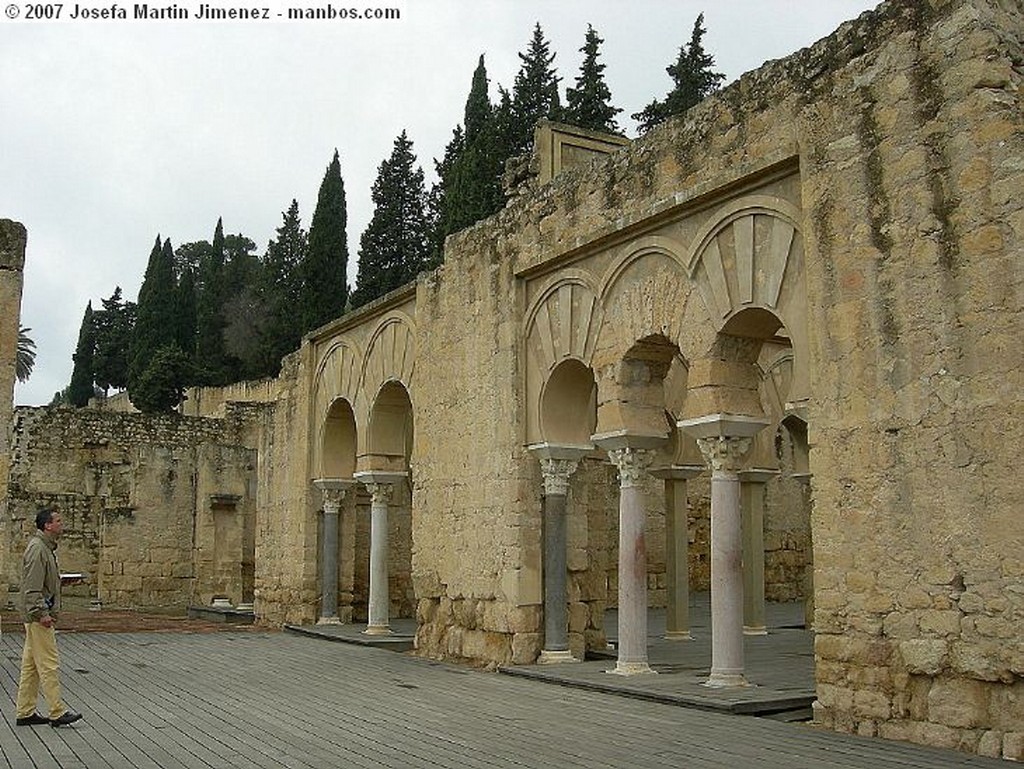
2, 0, 876, 406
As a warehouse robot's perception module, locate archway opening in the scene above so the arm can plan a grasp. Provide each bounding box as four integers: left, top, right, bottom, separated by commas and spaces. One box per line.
321, 398, 357, 478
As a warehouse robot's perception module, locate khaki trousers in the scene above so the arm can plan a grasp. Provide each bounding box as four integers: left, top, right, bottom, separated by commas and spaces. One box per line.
16, 623, 68, 720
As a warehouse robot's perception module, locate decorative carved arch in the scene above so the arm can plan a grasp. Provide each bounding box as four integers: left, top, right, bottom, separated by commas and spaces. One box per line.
524, 270, 602, 373
594, 235, 692, 360
687, 195, 803, 322
359, 312, 416, 404
312, 340, 361, 477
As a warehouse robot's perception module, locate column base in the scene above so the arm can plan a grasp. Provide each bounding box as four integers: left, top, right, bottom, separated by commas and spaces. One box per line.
363, 624, 393, 636
703, 671, 751, 688
537, 649, 580, 665
317, 616, 342, 626
743, 625, 768, 636
664, 630, 693, 641
606, 661, 657, 676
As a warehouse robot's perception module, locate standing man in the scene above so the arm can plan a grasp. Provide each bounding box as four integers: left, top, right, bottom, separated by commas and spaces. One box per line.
15, 508, 82, 727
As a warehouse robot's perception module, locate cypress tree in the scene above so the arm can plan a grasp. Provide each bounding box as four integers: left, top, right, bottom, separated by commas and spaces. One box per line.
565, 25, 622, 134
510, 24, 562, 154
129, 236, 184, 412
430, 55, 512, 261
351, 131, 431, 309
176, 266, 198, 368
258, 200, 307, 375
632, 13, 725, 133
68, 302, 95, 407
301, 150, 349, 333
93, 287, 134, 395
195, 218, 228, 385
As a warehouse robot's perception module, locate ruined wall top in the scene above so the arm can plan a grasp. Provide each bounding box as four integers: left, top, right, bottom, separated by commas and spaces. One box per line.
0, 219, 27, 271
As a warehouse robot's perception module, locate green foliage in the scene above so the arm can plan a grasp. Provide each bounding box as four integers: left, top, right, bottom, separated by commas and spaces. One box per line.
301, 150, 349, 333
194, 218, 229, 385
175, 266, 198, 377
430, 56, 511, 262
565, 25, 622, 134
632, 13, 725, 133
92, 287, 134, 394
68, 302, 95, 407
16, 325, 36, 383
129, 236, 183, 405
510, 23, 562, 154
351, 131, 431, 309
257, 200, 307, 375
130, 344, 193, 414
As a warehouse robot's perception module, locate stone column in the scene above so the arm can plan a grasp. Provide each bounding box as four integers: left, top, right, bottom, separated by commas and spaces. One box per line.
649, 465, 703, 640
604, 445, 657, 676
313, 479, 353, 624
738, 470, 778, 636
366, 482, 393, 635
528, 443, 590, 664
679, 415, 767, 688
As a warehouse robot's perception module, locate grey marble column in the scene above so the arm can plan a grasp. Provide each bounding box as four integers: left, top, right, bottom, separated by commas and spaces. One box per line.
530, 445, 588, 664
650, 465, 703, 640
606, 446, 657, 676
313, 479, 353, 625
739, 470, 778, 636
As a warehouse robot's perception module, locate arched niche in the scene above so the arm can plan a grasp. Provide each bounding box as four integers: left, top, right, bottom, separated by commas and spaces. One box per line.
321, 398, 357, 479
364, 380, 414, 473
540, 358, 597, 446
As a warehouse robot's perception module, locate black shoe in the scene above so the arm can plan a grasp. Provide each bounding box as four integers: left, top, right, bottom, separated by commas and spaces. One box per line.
16, 713, 49, 726
49, 710, 82, 727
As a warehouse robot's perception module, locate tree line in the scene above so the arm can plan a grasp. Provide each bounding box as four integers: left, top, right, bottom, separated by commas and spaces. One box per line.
59, 15, 723, 413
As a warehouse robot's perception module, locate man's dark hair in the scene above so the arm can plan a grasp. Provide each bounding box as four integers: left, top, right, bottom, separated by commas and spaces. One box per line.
35, 508, 55, 531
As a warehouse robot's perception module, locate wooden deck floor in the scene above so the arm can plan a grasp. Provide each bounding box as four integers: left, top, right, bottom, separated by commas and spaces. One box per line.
0, 628, 1007, 768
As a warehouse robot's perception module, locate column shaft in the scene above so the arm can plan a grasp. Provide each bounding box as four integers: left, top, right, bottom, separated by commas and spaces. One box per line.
741, 481, 767, 635
709, 469, 745, 685
664, 479, 691, 639
542, 493, 570, 655
365, 484, 392, 635
320, 506, 340, 623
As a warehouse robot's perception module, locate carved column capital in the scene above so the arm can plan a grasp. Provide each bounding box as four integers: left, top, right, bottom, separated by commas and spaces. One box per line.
314, 479, 353, 514
539, 457, 581, 497
607, 447, 656, 489
695, 436, 752, 477
364, 482, 394, 505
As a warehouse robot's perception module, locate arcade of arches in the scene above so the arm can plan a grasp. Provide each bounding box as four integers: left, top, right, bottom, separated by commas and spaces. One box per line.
2, 0, 1021, 759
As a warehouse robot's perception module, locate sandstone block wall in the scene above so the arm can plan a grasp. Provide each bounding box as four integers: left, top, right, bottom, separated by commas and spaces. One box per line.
3, 406, 256, 611
0, 220, 26, 572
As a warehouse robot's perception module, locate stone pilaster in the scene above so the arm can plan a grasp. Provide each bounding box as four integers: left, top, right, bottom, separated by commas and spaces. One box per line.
738, 469, 779, 636
649, 465, 704, 641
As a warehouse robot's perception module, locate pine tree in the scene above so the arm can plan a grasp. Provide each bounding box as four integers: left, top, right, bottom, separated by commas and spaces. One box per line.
510, 23, 562, 154
565, 25, 622, 134
129, 236, 184, 412
195, 218, 228, 385
351, 131, 431, 309
301, 150, 349, 333
93, 287, 134, 395
68, 302, 95, 407
257, 200, 307, 375
632, 13, 725, 133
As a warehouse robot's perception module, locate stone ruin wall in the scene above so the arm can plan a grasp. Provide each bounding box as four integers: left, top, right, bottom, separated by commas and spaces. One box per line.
0, 220, 26, 562
2, 406, 257, 612
406, 0, 1022, 756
